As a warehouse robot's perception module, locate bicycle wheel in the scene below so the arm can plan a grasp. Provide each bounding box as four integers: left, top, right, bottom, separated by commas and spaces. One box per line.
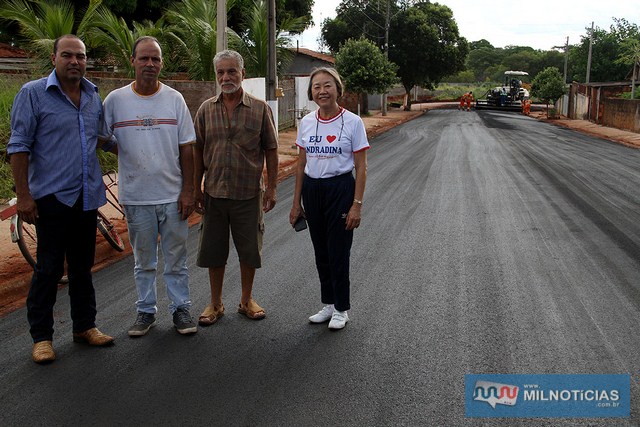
16, 217, 69, 284
16, 216, 37, 268
97, 211, 125, 251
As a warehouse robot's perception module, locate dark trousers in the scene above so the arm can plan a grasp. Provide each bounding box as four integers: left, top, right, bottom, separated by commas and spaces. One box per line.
302, 173, 355, 312
27, 194, 98, 342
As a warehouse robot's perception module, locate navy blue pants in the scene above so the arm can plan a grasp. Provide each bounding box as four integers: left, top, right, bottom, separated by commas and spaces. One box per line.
302, 173, 354, 312
27, 194, 98, 342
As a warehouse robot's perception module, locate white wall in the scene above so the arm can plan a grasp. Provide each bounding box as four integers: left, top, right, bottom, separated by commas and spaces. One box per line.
575, 93, 589, 120
242, 77, 265, 100
556, 94, 569, 116
295, 76, 318, 118
242, 77, 278, 130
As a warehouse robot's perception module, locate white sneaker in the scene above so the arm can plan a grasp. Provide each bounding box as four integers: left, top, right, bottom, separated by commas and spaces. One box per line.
328, 310, 349, 330
309, 304, 334, 323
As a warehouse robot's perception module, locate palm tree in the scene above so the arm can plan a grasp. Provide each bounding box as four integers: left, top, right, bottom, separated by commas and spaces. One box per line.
87, 6, 136, 76
0, 0, 101, 72
88, 7, 176, 77
237, 0, 306, 78
164, 0, 240, 81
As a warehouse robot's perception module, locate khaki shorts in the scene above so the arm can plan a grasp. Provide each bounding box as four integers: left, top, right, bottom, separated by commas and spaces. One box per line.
196, 193, 264, 268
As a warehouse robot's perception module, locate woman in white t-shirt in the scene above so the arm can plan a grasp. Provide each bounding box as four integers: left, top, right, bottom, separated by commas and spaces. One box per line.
289, 67, 369, 330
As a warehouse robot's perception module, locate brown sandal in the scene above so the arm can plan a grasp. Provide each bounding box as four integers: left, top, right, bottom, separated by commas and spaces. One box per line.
198, 303, 224, 326
238, 299, 266, 320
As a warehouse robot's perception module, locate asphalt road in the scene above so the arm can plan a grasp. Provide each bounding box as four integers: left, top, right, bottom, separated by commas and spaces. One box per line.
1, 110, 640, 426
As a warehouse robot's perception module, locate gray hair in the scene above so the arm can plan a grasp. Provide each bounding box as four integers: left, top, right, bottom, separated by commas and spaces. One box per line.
213, 49, 244, 70
307, 67, 344, 100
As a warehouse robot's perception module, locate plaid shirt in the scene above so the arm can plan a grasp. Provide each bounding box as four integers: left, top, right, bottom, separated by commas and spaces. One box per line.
195, 91, 278, 200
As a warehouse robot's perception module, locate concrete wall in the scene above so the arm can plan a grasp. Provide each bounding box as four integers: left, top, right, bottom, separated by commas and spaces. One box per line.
575, 93, 589, 120
561, 82, 640, 133
557, 94, 569, 116
601, 98, 640, 133
91, 77, 216, 118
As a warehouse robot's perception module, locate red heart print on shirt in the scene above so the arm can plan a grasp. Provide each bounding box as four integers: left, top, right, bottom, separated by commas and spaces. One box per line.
327, 135, 336, 143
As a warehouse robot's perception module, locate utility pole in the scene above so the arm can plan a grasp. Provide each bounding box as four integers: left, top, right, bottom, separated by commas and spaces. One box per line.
552, 36, 569, 84
267, 0, 278, 129
586, 22, 594, 83
381, 0, 390, 116
216, 0, 227, 52
216, 0, 227, 95
632, 61, 637, 99
563, 36, 569, 84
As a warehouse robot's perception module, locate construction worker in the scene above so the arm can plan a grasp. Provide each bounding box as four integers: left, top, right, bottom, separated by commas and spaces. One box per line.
459, 92, 466, 110
522, 99, 531, 115
466, 91, 473, 111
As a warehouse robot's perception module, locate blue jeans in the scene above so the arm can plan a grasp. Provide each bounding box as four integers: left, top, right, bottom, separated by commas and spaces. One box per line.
123, 203, 191, 314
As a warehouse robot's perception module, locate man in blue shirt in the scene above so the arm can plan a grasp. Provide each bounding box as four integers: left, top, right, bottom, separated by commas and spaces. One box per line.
8, 34, 114, 364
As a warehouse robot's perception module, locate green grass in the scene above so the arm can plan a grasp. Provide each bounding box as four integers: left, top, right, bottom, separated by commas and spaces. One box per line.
0, 76, 118, 201
429, 83, 495, 101
0, 76, 24, 200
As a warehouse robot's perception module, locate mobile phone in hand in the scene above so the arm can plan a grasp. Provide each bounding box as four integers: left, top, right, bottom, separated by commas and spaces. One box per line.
293, 216, 307, 232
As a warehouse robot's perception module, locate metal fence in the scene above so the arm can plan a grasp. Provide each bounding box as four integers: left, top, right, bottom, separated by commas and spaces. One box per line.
278, 77, 296, 131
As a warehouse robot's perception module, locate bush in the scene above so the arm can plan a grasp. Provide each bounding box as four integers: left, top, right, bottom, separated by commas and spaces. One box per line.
0, 76, 24, 199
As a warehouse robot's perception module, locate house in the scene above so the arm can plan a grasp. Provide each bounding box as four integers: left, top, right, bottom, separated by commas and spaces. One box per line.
0, 42, 31, 72
285, 47, 334, 76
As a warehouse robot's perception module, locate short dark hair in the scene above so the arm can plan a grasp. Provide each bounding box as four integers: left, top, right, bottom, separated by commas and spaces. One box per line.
132, 36, 161, 58
53, 34, 82, 54
307, 67, 344, 101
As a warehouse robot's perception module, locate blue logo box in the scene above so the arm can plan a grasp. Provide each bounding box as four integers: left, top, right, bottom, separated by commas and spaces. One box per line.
465, 374, 630, 418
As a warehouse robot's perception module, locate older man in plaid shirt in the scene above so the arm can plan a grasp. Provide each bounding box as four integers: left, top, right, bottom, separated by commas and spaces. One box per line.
193, 50, 278, 325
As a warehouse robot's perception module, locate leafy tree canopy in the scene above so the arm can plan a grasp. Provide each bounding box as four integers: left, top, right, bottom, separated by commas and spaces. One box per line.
569, 18, 640, 82
388, 2, 468, 109
531, 66, 565, 113
323, 1, 467, 109
335, 37, 398, 95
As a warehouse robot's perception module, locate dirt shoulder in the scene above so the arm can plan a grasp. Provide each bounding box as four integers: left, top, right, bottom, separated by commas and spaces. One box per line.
1, 104, 637, 317
529, 111, 640, 149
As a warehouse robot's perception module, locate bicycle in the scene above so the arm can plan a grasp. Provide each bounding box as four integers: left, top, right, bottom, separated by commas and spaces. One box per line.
99, 171, 126, 252
0, 174, 126, 278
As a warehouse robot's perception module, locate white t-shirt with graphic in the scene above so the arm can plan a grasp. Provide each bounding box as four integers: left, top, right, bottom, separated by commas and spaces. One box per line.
296, 108, 370, 179
102, 83, 196, 205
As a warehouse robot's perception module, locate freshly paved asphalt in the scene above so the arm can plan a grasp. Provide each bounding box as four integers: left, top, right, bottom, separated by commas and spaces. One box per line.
1, 110, 640, 426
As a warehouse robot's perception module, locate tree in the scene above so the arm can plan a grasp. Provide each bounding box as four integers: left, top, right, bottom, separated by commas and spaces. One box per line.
388, 2, 468, 110
100, 0, 165, 23
164, 0, 240, 81
234, 0, 307, 78
335, 38, 398, 113
88, 6, 178, 77
321, 0, 397, 53
466, 45, 505, 81
531, 67, 566, 118
617, 37, 640, 98
228, 0, 313, 36
87, 6, 137, 76
0, 0, 101, 72
569, 19, 640, 83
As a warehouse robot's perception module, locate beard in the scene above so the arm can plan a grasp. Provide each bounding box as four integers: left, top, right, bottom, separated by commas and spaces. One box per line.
220, 83, 240, 94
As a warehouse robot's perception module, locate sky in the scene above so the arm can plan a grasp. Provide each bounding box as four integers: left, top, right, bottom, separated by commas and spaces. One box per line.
290, 0, 638, 52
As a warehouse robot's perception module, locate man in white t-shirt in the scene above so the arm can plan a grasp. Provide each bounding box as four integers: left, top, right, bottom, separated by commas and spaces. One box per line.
102, 36, 198, 337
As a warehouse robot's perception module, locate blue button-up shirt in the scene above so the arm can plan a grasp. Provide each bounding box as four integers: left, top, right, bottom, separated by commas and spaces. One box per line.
7, 70, 106, 210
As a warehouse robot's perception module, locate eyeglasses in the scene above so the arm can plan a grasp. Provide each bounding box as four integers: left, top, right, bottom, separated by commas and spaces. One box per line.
314, 109, 344, 142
